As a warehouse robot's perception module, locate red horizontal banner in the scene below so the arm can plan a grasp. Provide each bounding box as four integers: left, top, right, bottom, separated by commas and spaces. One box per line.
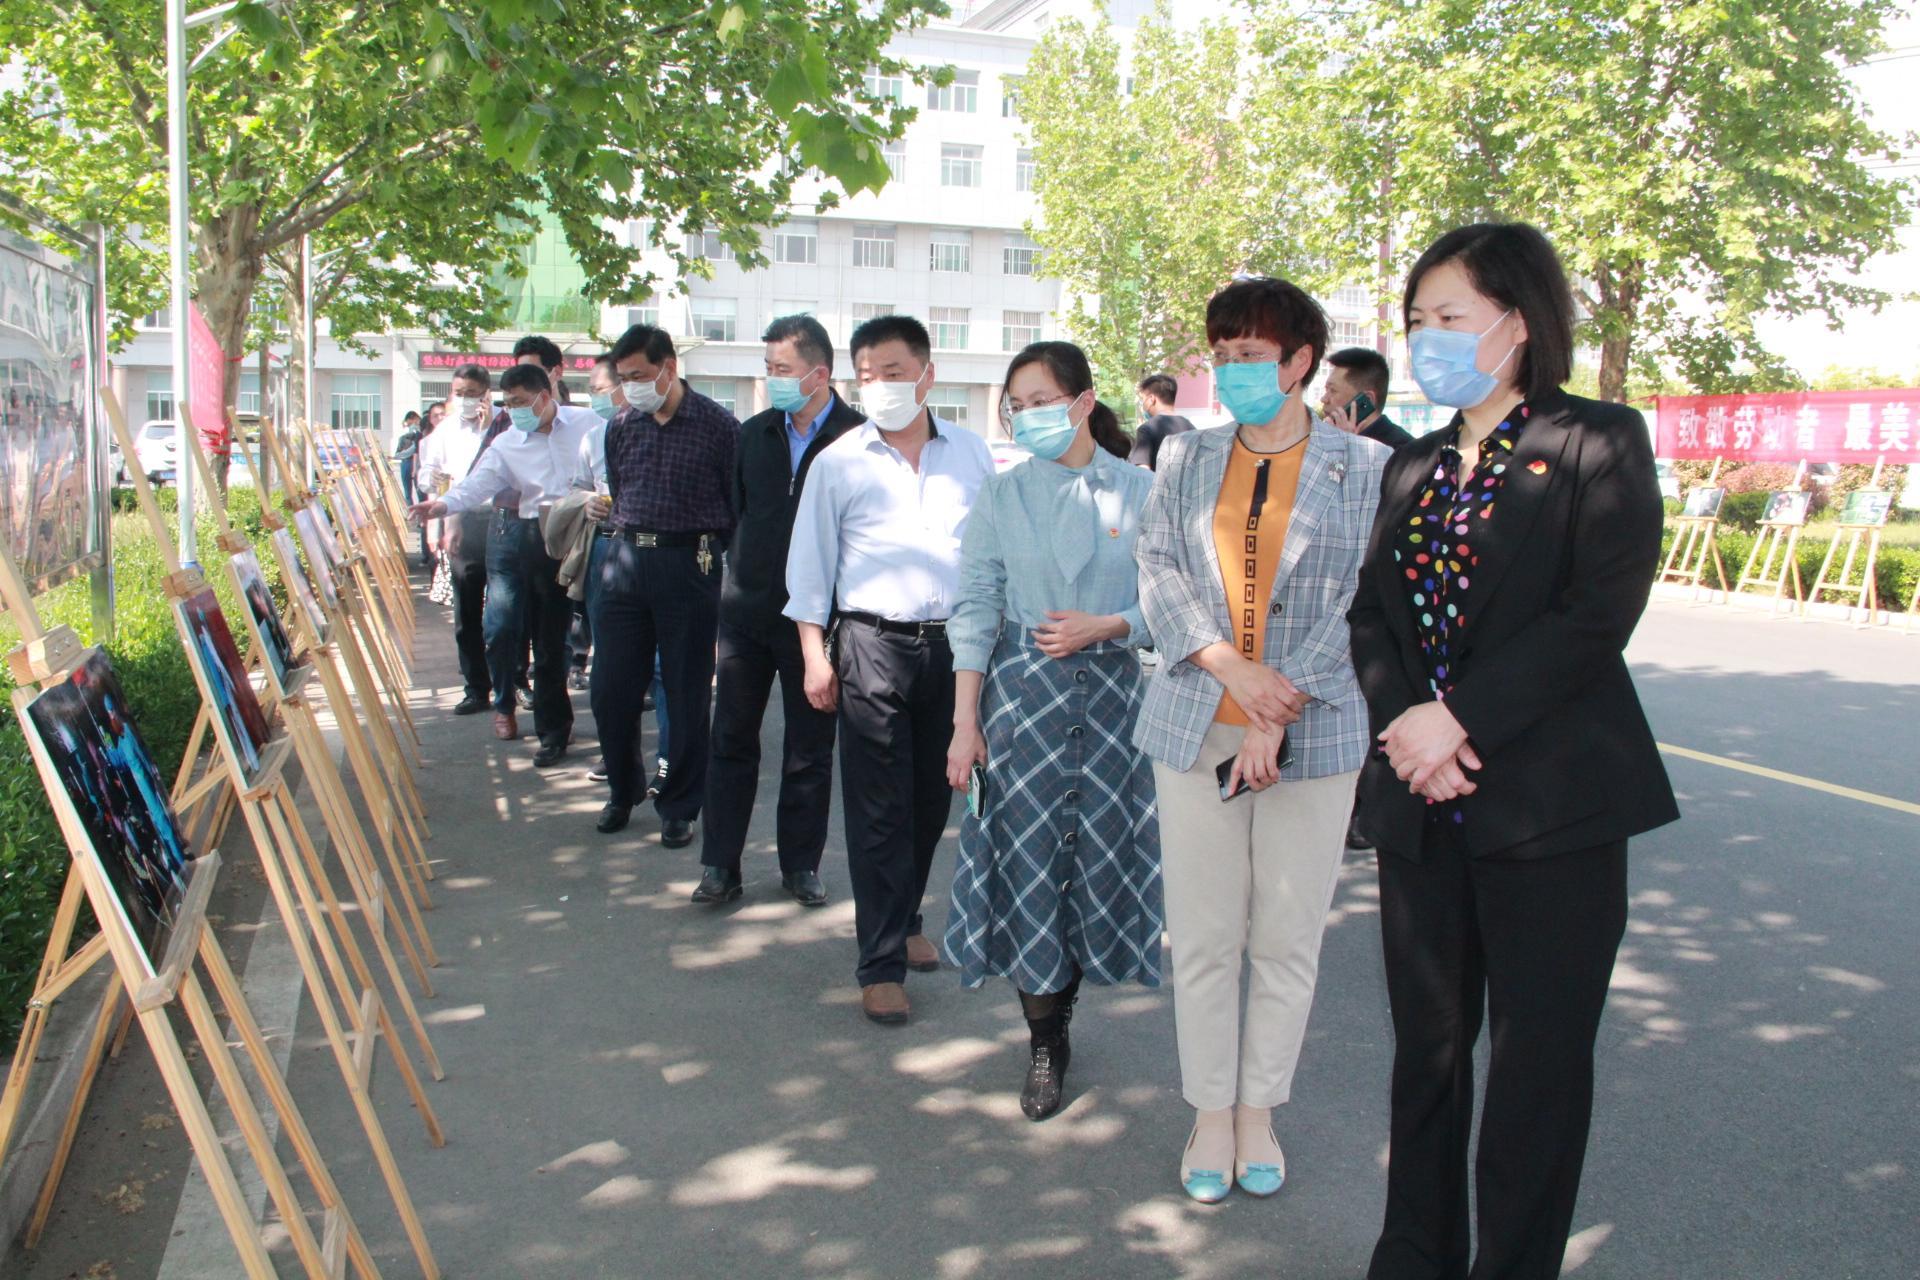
418, 351, 597, 372
1654, 389, 1920, 463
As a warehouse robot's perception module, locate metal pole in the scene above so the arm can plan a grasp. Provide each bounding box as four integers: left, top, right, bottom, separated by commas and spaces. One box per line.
89, 222, 116, 641
301, 232, 316, 488
166, 0, 196, 565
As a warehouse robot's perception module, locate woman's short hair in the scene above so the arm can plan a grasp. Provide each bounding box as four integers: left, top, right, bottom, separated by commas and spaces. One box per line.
1205, 277, 1331, 387
1402, 223, 1575, 401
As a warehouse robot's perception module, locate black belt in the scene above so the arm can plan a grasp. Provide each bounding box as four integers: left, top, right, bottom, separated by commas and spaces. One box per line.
838, 610, 948, 639
598, 528, 713, 548
490, 510, 536, 524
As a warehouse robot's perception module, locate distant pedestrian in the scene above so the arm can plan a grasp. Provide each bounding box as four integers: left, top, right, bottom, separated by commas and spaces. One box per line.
1321, 346, 1415, 450
1127, 373, 1193, 469
943, 340, 1161, 1122
693, 314, 862, 908
415, 365, 496, 717
784, 315, 995, 1026
1350, 222, 1678, 1280
1135, 275, 1385, 1204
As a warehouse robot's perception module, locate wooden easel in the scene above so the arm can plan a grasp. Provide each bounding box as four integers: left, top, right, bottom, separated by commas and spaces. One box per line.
1735, 466, 1811, 617
0, 545, 393, 1278
1806, 460, 1890, 628
261, 420, 435, 875
1658, 459, 1730, 603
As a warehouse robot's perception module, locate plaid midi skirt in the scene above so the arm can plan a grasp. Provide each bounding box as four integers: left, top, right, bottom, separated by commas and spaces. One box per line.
943, 621, 1163, 994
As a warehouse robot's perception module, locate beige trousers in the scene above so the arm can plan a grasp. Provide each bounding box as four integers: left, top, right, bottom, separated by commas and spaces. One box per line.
1154, 721, 1358, 1111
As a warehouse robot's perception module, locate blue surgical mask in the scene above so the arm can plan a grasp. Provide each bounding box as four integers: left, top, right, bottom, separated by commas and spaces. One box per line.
1214, 361, 1289, 426
767, 375, 811, 414
1408, 310, 1517, 409
1011, 402, 1080, 460
508, 405, 542, 433
589, 392, 617, 422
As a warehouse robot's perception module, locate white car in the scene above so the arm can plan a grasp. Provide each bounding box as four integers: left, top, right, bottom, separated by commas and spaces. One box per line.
131, 419, 180, 484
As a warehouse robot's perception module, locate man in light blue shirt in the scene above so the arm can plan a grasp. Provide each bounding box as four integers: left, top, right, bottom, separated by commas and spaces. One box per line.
783, 315, 995, 1025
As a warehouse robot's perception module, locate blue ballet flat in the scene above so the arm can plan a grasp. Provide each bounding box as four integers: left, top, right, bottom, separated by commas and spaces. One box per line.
1182, 1168, 1232, 1204
1236, 1163, 1285, 1197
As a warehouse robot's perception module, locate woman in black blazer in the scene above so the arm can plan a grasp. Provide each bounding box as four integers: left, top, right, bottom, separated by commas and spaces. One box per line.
1349, 223, 1678, 1280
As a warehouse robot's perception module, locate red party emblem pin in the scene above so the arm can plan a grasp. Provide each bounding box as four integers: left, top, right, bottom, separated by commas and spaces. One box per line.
1527, 459, 1548, 475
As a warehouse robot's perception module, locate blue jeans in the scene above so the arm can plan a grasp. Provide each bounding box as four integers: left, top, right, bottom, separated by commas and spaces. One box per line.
483, 513, 572, 740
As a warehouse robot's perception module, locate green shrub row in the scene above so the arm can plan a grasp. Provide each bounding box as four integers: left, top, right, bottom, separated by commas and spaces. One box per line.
1660, 523, 1920, 607
1, 495, 286, 1048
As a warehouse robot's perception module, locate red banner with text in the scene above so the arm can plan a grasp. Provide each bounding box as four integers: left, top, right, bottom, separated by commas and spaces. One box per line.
1653, 389, 1920, 463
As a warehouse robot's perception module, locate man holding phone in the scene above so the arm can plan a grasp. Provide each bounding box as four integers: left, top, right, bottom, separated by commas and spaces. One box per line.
1321, 347, 1414, 450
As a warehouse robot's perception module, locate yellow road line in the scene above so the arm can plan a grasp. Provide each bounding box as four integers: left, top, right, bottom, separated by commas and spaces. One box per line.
1657, 743, 1920, 816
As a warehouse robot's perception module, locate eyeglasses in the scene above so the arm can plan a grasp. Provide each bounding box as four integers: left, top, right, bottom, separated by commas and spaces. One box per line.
1000, 392, 1073, 424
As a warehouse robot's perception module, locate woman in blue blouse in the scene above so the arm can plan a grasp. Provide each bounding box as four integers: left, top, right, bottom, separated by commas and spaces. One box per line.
943, 341, 1162, 1122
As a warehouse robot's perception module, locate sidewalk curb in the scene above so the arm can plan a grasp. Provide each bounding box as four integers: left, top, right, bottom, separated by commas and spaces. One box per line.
0, 964, 115, 1256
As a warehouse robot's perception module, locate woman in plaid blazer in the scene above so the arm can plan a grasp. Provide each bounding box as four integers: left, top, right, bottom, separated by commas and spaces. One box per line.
1133, 277, 1387, 1203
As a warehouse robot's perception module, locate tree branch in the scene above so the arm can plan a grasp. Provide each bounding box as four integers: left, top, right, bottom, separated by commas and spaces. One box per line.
72, 0, 166, 154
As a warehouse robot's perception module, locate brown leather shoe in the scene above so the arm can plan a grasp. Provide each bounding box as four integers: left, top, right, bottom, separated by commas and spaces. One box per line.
493, 710, 519, 741
861, 982, 909, 1024
905, 934, 940, 973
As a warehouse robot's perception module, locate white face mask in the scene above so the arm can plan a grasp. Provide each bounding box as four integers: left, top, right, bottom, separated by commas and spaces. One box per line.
454, 395, 486, 422
622, 370, 668, 415
862, 374, 927, 433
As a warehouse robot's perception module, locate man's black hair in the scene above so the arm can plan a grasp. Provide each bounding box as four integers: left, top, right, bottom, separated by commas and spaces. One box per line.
1137, 374, 1179, 404
763, 314, 835, 374
499, 364, 551, 396
1325, 347, 1391, 403
848, 314, 932, 363
609, 323, 678, 367
512, 334, 565, 371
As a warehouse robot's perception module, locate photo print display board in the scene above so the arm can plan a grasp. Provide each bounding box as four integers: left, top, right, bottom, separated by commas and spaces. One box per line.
1762, 491, 1813, 527
20, 648, 193, 972
292, 505, 342, 612
272, 526, 329, 642
175, 587, 272, 779
1682, 486, 1727, 519
230, 546, 301, 697
1838, 489, 1893, 528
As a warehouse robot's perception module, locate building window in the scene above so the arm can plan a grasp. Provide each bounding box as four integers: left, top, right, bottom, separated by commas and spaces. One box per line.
851, 223, 896, 269
930, 228, 973, 274
773, 219, 818, 265
145, 371, 174, 422
689, 378, 737, 414
1334, 284, 1370, 308
691, 298, 737, 343
865, 69, 905, 102
1331, 318, 1370, 346
930, 307, 970, 350
774, 300, 817, 319
1015, 148, 1036, 193
882, 138, 906, 182
1003, 232, 1042, 277
420, 380, 451, 413
138, 308, 171, 330
926, 68, 979, 113
940, 144, 983, 189
239, 371, 262, 415
330, 374, 383, 431
1002, 310, 1043, 351
1001, 75, 1024, 119
626, 219, 654, 248
852, 303, 895, 324
628, 295, 659, 329
927, 386, 970, 427
685, 230, 736, 263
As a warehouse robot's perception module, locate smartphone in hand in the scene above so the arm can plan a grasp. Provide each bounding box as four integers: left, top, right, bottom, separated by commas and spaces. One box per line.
1349, 391, 1377, 423
967, 762, 988, 819
1215, 732, 1295, 802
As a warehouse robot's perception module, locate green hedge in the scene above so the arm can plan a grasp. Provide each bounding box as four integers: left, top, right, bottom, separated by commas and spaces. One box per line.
1, 495, 284, 1048
1661, 523, 1920, 607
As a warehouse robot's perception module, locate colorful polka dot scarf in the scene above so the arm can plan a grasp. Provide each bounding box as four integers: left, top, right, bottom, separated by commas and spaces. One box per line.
1395, 402, 1533, 820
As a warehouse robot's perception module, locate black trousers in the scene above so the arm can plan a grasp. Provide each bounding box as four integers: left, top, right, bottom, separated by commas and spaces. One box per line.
701, 620, 837, 874
447, 511, 492, 703
1368, 827, 1628, 1280
587, 534, 717, 816
569, 599, 592, 671
835, 620, 955, 987
483, 515, 573, 745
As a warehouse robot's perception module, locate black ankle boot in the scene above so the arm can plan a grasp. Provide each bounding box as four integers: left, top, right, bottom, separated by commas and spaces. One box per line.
1019, 980, 1080, 1122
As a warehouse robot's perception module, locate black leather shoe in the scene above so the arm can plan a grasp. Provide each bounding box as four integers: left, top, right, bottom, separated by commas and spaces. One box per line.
596, 804, 632, 834
533, 739, 568, 768
1344, 812, 1374, 851
782, 870, 828, 907
587, 761, 608, 783
1021, 1033, 1071, 1121
661, 818, 694, 848
453, 695, 488, 716
691, 867, 743, 904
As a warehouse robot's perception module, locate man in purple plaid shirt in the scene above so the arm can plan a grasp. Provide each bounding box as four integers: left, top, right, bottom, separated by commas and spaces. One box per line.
583, 323, 740, 843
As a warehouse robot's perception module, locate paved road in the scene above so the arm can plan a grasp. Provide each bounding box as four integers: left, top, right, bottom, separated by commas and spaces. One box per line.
10, 594, 1917, 1279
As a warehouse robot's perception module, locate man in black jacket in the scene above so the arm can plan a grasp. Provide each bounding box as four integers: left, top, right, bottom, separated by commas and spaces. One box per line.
693, 314, 862, 906
1322, 346, 1416, 450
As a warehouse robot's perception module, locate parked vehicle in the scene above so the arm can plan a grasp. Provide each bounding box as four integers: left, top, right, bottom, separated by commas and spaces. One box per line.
132, 419, 179, 484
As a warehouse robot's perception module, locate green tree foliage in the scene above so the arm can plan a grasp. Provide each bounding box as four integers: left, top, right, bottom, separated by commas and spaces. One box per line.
1265, 0, 1912, 401
0, 0, 935, 417
1020, 3, 1275, 405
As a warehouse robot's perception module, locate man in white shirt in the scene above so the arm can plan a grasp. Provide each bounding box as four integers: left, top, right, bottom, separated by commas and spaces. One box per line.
785, 315, 995, 1025
411, 364, 595, 765
415, 363, 496, 716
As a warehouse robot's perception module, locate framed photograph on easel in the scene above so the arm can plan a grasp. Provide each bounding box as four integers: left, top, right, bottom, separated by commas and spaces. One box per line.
1838, 489, 1893, 528
174, 587, 273, 782
227, 546, 303, 699
271, 525, 329, 645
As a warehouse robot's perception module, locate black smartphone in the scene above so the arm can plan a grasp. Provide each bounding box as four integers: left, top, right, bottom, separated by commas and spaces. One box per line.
967, 762, 988, 819
1216, 732, 1294, 801
1348, 391, 1378, 423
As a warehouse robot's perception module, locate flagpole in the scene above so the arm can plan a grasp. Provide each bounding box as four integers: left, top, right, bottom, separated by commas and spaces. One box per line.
166, 0, 196, 565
